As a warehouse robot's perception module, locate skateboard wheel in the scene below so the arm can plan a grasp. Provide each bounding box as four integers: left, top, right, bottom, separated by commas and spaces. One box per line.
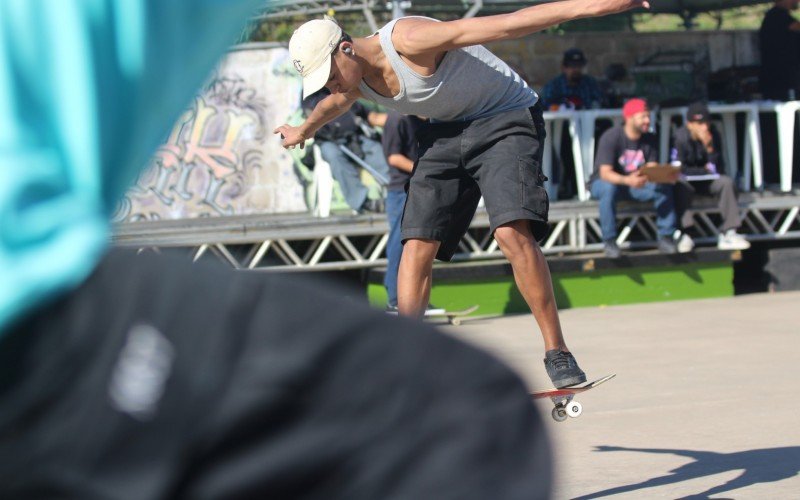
551, 407, 568, 422
566, 401, 583, 418
450, 317, 461, 326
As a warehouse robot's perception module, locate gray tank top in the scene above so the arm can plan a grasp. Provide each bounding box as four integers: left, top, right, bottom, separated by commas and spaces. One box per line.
358, 17, 538, 122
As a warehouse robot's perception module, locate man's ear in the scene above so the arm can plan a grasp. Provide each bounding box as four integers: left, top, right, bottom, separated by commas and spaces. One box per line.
341, 42, 353, 55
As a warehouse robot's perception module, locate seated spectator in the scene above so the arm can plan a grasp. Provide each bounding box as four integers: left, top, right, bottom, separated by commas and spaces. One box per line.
590, 98, 678, 258
671, 102, 751, 251
541, 48, 605, 110
302, 89, 390, 213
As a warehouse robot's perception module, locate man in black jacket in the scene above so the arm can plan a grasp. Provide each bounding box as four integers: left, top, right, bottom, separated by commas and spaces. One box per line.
671, 102, 751, 251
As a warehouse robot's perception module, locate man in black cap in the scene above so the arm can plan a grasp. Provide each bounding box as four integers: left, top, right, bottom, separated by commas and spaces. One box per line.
541, 48, 605, 110
670, 102, 751, 252
759, 0, 800, 101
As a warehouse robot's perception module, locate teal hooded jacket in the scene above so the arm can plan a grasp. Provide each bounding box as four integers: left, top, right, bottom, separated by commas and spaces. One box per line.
0, 0, 265, 334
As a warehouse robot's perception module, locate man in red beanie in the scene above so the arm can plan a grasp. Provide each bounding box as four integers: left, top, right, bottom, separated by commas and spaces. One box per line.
589, 98, 678, 258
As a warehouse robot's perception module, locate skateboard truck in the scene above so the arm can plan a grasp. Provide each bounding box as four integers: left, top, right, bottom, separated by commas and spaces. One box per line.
531, 374, 616, 422
550, 396, 583, 422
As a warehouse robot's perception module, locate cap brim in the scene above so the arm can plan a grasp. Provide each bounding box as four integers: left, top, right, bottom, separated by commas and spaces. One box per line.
302, 55, 332, 100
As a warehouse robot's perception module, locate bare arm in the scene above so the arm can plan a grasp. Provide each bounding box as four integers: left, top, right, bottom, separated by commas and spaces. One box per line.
394, 0, 649, 55
599, 165, 645, 188
273, 90, 360, 148
387, 153, 415, 173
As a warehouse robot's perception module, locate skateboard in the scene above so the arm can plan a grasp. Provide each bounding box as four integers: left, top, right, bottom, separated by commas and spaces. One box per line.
424, 305, 479, 326
531, 374, 616, 422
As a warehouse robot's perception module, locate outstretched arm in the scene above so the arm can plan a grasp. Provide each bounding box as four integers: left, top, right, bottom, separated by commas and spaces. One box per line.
274, 90, 360, 149
394, 0, 649, 55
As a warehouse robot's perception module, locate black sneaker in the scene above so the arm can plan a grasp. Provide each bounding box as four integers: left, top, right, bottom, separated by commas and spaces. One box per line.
603, 240, 621, 259
657, 236, 677, 255
543, 349, 587, 388
360, 198, 385, 214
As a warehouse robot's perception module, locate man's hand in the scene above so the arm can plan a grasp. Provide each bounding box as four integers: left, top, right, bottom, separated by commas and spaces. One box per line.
696, 126, 714, 152
273, 124, 308, 150
624, 170, 648, 189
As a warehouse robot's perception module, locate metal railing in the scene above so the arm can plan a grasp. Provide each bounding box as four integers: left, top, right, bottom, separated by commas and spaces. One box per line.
114, 193, 800, 271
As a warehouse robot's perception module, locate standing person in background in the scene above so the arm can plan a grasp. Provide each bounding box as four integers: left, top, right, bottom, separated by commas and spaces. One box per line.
590, 98, 679, 259
302, 89, 390, 213
540, 47, 606, 199
671, 102, 751, 252
276, 0, 653, 388
541, 48, 606, 110
381, 111, 434, 313
759, 0, 800, 101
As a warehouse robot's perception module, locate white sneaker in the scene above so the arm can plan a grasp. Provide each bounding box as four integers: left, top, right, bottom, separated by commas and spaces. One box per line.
717, 230, 751, 250
674, 230, 695, 253
423, 305, 446, 317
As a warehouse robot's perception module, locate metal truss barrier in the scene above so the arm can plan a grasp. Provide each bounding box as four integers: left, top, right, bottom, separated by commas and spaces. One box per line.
113, 193, 800, 272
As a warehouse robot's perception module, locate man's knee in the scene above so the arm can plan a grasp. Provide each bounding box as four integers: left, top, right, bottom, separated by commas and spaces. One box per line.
494, 221, 536, 257
653, 182, 673, 194
717, 175, 735, 191
652, 183, 675, 203
591, 180, 618, 201
402, 239, 440, 263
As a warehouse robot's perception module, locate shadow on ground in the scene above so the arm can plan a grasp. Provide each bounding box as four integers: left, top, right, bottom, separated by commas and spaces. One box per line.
573, 445, 800, 499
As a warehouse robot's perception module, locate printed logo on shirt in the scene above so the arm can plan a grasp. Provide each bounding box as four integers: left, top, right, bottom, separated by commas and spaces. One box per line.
108, 324, 175, 421
619, 149, 646, 173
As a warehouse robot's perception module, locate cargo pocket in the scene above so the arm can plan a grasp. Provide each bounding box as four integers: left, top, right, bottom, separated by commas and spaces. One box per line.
518, 156, 549, 217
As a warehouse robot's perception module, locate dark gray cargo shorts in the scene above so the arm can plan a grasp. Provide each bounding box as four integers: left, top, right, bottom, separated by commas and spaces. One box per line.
401, 101, 549, 261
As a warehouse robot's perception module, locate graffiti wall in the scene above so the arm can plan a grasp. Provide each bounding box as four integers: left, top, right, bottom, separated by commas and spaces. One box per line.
114, 46, 307, 222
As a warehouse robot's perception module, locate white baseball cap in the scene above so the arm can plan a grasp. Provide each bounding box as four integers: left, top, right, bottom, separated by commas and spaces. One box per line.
289, 18, 343, 99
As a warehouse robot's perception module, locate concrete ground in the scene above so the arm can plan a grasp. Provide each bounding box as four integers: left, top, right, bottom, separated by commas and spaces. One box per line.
442, 291, 800, 499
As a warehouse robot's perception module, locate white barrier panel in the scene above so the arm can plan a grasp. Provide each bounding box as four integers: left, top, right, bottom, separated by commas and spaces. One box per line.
113, 46, 307, 222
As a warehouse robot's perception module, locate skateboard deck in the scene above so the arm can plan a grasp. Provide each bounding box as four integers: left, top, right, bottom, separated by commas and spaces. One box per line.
531, 374, 616, 422
424, 305, 479, 326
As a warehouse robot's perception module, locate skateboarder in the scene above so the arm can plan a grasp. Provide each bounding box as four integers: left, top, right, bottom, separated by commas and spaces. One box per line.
276, 0, 651, 387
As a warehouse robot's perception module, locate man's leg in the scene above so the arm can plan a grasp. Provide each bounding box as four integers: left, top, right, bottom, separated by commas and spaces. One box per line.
383, 190, 407, 308
319, 141, 368, 211
590, 179, 622, 241
708, 175, 742, 232
397, 238, 440, 317
493, 220, 585, 387
493, 220, 565, 352
629, 183, 677, 238
673, 179, 696, 230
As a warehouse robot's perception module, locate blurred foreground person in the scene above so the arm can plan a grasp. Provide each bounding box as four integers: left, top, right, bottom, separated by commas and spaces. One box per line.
0, 1, 550, 498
